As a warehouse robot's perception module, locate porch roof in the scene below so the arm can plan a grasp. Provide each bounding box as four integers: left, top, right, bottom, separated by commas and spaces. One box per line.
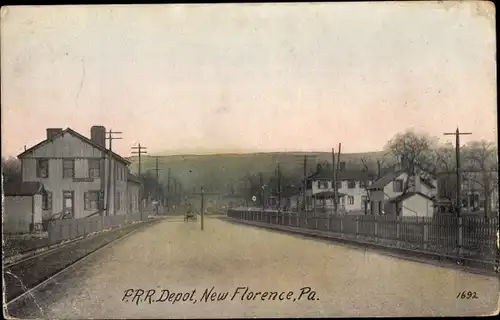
3, 181, 45, 196
312, 191, 346, 199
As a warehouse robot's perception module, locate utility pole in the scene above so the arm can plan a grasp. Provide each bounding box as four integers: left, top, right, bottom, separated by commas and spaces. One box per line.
332, 148, 337, 215
201, 187, 204, 231
167, 168, 171, 212
192, 187, 218, 231
259, 172, 264, 211
303, 155, 307, 212
105, 130, 122, 217
277, 163, 281, 212
131, 143, 147, 220
151, 156, 165, 215
444, 127, 472, 217
336, 143, 342, 212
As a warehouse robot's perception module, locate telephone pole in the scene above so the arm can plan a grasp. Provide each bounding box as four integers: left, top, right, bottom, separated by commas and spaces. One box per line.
192, 187, 218, 231
277, 163, 281, 212
259, 172, 264, 211
166, 168, 171, 212
336, 143, 342, 213
332, 148, 337, 215
303, 155, 307, 212
131, 143, 147, 219
151, 156, 165, 215
105, 130, 122, 217
443, 127, 472, 217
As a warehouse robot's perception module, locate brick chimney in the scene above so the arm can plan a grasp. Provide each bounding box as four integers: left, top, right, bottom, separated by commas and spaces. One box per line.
90, 126, 106, 148
46, 128, 63, 140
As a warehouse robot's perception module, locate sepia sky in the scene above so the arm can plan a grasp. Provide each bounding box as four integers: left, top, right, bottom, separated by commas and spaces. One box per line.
1, 2, 497, 157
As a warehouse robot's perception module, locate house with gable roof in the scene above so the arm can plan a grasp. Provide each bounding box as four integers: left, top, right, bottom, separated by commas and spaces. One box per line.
17, 126, 139, 221
305, 162, 378, 214
367, 168, 437, 217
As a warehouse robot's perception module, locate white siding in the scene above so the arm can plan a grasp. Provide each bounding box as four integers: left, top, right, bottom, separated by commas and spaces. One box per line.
401, 195, 434, 218
310, 179, 369, 212
21, 131, 129, 219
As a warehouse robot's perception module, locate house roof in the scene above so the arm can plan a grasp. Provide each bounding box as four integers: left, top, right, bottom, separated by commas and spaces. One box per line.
421, 178, 436, 189
3, 181, 45, 196
367, 170, 404, 190
308, 168, 378, 181
312, 191, 346, 198
388, 191, 434, 203
127, 173, 142, 184
18, 128, 131, 165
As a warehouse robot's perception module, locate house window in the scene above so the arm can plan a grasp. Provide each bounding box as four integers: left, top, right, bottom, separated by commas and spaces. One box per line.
348, 196, 354, 205
378, 201, 383, 215
37, 159, 49, 178
336, 181, 342, 189
89, 159, 101, 178
317, 181, 328, 189
84, 191, 99, 210
393, 179, 404, 193
347, 180, 356, 189
115, 192, 121, 211
63, 159, 75, 178
42, 192, 52, 210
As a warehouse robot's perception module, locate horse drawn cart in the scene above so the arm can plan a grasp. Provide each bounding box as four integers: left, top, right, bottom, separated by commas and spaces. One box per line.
184, 210, 198, 222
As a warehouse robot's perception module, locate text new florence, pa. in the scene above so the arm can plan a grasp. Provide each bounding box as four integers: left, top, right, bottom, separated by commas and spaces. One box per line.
122, 286, 319, 305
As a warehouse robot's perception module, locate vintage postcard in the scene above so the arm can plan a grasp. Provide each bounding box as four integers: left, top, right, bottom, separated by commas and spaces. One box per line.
1, 2, 499, 318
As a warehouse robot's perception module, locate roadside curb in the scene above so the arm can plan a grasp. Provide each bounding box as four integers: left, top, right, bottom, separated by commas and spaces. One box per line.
223, 217, 498, 278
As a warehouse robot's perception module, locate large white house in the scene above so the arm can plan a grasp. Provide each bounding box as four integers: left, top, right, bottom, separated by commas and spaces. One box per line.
305, 164, 378, 214
17, 126, 141, 221
367, 170, 437, 217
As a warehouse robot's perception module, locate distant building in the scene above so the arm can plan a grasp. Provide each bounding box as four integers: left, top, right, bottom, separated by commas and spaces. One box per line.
436, 170, 499, 216
17, 126, 133, 221
3, 180, 45, 233
305, 163, 377, 214
127, 173, 141, 215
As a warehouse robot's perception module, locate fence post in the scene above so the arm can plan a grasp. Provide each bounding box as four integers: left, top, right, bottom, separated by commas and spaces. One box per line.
423, 221, 428, 250
355, 216, 359, 238
458, 217, 463, 255
340, 215, 344, 237
396, 217, 401, 247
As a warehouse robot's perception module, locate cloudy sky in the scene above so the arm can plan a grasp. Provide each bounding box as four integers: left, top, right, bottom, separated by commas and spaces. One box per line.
1, 2, 496, 157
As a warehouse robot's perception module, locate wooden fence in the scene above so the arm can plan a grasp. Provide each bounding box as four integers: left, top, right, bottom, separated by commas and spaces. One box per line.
47, 213, 143, 245
227, 209, 499, 261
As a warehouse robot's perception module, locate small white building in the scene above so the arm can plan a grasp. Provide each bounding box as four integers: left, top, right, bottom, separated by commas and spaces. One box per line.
367, 170, 437, 217
3, 180, 45, 234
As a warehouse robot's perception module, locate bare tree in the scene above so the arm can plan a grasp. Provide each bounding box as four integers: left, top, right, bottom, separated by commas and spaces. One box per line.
385, 130, 438, 195
1, 156, 22, 182
463, 140, 498, 219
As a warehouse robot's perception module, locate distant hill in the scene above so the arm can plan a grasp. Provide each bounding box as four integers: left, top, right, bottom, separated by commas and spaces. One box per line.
128, 151, 388, 195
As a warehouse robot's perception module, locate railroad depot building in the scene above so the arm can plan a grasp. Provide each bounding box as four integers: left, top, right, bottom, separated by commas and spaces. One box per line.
16, 126, 140, 222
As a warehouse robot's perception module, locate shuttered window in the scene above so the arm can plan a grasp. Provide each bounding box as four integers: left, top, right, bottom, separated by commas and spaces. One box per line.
89, 159, 101, 178
42, 192, 52, 210
63, 159, 75, 178
84, 191, 99, 210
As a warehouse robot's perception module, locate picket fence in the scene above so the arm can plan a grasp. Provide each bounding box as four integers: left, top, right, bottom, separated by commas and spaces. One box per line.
47, 213, 143, 245
227, 209, 499, 261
